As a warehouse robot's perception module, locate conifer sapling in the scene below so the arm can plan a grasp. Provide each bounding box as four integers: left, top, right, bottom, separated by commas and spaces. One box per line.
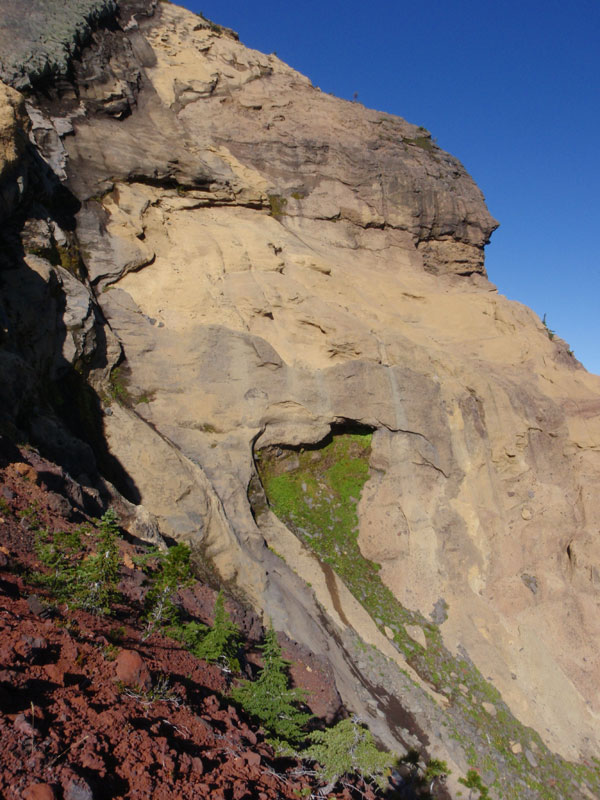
232, 622, 312, 747
77, 509, 121, 613
137, 542, 193, 639
189, 590, 241, 671
304, 716, 393, 795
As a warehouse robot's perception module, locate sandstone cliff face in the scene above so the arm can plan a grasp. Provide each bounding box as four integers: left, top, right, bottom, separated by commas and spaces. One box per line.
1, 2, 600, 798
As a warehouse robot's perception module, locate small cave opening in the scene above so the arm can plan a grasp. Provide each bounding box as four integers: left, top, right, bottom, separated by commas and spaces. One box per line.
250, 419, 375, 580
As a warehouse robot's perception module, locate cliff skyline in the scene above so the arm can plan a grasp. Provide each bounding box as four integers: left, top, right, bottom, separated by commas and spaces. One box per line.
190, 0, 600, 374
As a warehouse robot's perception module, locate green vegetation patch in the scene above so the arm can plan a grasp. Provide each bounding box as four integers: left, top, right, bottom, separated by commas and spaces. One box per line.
25, 236, 83, 277
256, 430, 432, 668
267, 194, 288, 219
107, 365, 131, 405
402, 135, 437, 152
256, 430, 600, 800
34, 510, 121, 614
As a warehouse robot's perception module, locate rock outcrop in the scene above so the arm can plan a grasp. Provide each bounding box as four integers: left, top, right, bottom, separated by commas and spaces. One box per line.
1, 1, 600, 798
0, 0, 118, 89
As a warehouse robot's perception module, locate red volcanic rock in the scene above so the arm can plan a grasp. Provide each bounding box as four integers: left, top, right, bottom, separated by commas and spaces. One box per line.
240, 723, 257, 745
22, 785, 56, 800
45, 491, 73, 518
26, 595, 47, 617
244, 750, 261, 768
44, 663, 65, 685
114, 649, 152, 690
0, 450, 355, 800
191, 756, 204, 775
204, 694, 220, 712
0, 666, 15, 683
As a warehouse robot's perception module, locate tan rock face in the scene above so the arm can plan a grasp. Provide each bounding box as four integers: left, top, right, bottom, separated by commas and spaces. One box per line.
0, 79, 29, 214
4, 1, 600, 795
0, 81, 25, 172
71, 0, 600, 764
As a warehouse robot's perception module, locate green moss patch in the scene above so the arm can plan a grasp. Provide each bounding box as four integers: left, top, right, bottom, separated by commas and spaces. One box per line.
267, 194, 288, 219
402, 135, 436, 152
257, 429, 443, 678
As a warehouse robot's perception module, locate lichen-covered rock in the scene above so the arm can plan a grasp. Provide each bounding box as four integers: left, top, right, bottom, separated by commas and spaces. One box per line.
0, 0, 118, 89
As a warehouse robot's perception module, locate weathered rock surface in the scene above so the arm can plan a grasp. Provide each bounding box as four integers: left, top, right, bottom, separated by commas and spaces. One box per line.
0, 0, 118, 89
1, 1, 600, 798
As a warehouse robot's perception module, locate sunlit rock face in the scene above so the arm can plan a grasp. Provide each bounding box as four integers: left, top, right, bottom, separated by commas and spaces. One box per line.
2, 1, 600, 796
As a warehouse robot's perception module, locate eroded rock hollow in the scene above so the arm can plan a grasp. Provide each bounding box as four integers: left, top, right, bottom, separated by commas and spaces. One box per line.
1, 1, 599, 797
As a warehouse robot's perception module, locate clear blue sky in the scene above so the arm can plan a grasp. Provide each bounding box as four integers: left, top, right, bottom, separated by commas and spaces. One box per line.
180, 1, 600, 374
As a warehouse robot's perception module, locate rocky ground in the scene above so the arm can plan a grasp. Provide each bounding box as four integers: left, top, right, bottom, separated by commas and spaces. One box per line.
0, 439, 420, 800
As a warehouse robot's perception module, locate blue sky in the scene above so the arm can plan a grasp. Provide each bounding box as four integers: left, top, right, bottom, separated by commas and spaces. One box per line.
180, 1, 600, 374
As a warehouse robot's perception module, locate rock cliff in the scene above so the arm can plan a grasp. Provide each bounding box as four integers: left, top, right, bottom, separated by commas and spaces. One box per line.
1, 1, 600, 798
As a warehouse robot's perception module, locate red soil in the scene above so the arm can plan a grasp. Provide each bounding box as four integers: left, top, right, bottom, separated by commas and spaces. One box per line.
0, 448, 376, 800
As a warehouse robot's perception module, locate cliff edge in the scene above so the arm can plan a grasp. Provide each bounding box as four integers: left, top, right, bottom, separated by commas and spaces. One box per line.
1, 2, 599, 798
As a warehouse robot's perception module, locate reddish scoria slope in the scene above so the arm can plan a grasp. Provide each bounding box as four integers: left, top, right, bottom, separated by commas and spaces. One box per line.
0, 447, 387, 800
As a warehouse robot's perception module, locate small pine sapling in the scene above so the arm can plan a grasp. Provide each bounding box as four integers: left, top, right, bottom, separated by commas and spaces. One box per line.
424, 758, 450, 794
232, 622, 312, 748
304, 716, 393, 795
33, 526, 83, 599
189, 590, 241, 671
33, 511, 121, 614
137, 542, 193, 639
458, 769, 490, 799
175, 619, 208, 652
76, 510, 121, 613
